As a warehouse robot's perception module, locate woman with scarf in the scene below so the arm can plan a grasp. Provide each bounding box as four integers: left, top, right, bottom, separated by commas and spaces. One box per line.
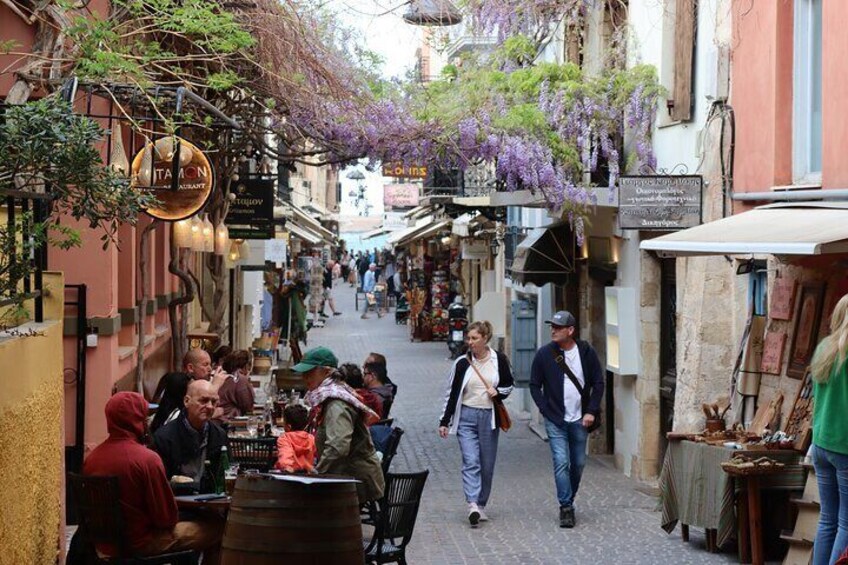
293, 346, 384, 503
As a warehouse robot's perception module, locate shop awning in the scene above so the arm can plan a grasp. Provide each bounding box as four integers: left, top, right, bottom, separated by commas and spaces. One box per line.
302, 201, 332, 219
361, 226, 390, 240
400, 219, 451, 246
387, 216, 432, 245
286, 222, 322, 245
511, 222, 576, 286
640, 202, 848, 256
274, 203, 337, 244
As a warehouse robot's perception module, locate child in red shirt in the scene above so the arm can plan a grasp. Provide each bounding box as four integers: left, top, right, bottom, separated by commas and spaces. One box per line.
275, 404, 316, 473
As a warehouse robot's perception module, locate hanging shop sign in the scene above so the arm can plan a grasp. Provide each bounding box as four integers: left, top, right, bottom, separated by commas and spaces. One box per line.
618, 175, 702, 230
228, 225, 275, 240
384, 184, 421, 209
131, 136, 214, 221
227, 178, 275, 224
461, 239, 489, 260
382, 162, 428, 179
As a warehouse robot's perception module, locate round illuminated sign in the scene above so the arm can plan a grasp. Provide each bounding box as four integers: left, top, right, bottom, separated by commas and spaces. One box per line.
131, 136, 215, 221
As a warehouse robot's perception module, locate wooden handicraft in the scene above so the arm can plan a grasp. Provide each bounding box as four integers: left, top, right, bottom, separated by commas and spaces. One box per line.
770, 277, 798, 321
787, 283, 826, 379
784, 370, 814, 452
760, 330, 786, 376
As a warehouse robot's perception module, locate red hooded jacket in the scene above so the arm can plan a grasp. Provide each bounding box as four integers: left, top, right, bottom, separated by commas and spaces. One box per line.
275, 431, 317, 472
83, 392, 178, 555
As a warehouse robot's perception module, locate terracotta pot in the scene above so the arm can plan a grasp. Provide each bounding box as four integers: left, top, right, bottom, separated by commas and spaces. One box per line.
253, 356, 272, 376
705, 418, 726, 433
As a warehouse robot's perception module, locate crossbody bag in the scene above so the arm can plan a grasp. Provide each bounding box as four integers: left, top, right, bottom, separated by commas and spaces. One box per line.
467, 354, 512, 432
552, 349, 602, 433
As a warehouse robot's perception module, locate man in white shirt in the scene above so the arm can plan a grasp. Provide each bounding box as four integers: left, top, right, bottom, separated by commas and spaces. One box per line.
529, 310, 605, 528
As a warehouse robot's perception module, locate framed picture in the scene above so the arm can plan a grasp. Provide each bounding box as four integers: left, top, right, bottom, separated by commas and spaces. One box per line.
770, 277, 798, 320
761, 329, 787, 375
787, 283, 826, 379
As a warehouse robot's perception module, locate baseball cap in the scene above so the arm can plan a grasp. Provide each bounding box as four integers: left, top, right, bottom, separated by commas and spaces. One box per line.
544, 310, 576, 327
292, 346, 339, 373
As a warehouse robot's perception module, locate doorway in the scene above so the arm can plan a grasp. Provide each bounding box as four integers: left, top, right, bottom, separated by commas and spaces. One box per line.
659, 258, 677, 462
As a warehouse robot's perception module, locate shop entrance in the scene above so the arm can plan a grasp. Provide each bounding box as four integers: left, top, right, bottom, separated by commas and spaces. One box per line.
659, 258, 677, 462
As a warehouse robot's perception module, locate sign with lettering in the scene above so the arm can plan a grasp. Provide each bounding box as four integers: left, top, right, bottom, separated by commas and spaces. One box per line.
384, 184, 420, 209
618, 175, 702, 230
227, 225, 275, 240
226, 178, 274, 225
382, 162, 428, 179
131, 136, 214, 221
761, 330, 787, 375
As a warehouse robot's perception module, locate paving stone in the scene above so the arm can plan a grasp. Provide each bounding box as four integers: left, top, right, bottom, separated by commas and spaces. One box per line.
304, 285, 739, 564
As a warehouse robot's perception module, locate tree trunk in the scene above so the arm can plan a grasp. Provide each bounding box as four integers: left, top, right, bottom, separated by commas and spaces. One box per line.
168, 231, 195, 370
135, 220, 158, 394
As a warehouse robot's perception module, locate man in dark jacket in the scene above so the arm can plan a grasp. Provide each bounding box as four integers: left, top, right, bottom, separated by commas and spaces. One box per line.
529, 310, 604, 529
153, 379, 229, 494
84, 392, 223, 562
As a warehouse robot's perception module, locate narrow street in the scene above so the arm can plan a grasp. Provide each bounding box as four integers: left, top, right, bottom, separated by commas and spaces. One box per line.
308, 284, 737, 564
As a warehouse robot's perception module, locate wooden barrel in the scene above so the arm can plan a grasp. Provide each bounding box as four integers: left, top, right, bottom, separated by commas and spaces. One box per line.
274, 367, 306, 393
221, 474, 364, 565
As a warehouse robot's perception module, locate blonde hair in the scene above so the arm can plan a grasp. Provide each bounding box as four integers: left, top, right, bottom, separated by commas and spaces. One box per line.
467, 320, 494, 342
811, 294, 848, 384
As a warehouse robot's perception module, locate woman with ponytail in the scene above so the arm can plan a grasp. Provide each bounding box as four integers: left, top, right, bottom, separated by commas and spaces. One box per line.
811, 294, 848, 565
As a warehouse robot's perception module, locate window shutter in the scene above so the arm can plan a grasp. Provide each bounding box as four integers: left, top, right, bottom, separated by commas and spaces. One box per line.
671, 0, 696, 122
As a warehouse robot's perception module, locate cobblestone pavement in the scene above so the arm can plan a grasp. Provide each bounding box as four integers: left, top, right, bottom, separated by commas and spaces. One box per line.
307, 284, 739, 565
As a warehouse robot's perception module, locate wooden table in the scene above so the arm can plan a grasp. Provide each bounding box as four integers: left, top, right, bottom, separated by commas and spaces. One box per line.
722, 465, 787, 565
175, 494, 231, 511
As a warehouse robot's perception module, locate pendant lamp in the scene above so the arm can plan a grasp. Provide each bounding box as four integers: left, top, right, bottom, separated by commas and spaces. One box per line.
403, 0, 462, 26
202, 215, 214, 253
214, 222, 230, 255
190, 215, 204, 252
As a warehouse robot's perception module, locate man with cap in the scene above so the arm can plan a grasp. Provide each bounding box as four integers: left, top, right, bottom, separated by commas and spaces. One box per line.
294, 346, 384, 502
529, 310, 604, 528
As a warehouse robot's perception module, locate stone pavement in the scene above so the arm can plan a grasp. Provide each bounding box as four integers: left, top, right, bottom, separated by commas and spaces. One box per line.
308, 283, 738, 564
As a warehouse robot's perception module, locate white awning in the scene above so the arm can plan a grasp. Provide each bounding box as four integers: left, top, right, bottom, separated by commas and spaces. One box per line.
302, 201, 332, 219
361, 226, 390, 240
640, 203, 848, 256
274, 203, 336, 243
398, 219, 451, 247
286, 222, 322, 245
387, 216, 433, 244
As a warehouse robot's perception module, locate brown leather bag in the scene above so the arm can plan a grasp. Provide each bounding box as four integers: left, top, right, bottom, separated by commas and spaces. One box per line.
468, 356, 512, 432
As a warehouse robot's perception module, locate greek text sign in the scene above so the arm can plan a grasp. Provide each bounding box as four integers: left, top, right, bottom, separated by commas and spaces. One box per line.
618, 175, 703, 230
226, 178, 274, 225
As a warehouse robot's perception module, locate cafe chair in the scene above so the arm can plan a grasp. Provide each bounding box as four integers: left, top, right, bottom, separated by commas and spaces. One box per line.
380, 427, 404, 476
363, 470, 430, 565
228, 437, 277, 472
68, 473, 198, 564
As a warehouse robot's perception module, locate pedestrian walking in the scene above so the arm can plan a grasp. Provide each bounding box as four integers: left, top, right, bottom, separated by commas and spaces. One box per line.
321, 260, 342, 317
360, 263, 382, 319
810, 295, 848, 565
438, 321, 514, 527
529, 310, 604, 528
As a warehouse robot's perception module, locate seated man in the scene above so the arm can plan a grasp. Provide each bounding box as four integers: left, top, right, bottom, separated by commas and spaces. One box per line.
363, 361, 395, 418
153, 379, 229, 494
83, 392, 223, 563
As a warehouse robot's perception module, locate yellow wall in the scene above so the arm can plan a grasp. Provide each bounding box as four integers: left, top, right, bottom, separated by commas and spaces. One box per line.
0, 273, 65, 565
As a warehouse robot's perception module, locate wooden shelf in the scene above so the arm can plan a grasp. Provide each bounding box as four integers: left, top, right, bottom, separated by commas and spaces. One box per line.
780, 530, 814, 547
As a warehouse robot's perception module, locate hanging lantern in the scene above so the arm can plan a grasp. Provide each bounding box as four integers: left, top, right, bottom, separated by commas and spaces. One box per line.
202, 215, 214, 253
190, 215, 204, 252
228, 240, 241, 263
173, 218, 192, 249
238, 239, 251, 262
214, 222, 229, 255
402, 0, 462, 26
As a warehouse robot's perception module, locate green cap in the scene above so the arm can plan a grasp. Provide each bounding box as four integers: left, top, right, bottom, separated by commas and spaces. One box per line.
292, 346, 338, 373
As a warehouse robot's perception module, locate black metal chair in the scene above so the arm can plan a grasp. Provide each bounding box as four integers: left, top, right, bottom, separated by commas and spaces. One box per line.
380, 427, 404, 476
68, 473, 198, 565
363, 471, 430, 565
228, 437, 277, 472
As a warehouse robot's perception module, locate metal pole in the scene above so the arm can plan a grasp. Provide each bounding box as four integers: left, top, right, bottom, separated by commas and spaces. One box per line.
731, 189, 848, 202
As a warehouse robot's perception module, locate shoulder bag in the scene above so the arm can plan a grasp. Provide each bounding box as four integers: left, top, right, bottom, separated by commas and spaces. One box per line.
552, 349, 602, 433
468, 355, 512, 432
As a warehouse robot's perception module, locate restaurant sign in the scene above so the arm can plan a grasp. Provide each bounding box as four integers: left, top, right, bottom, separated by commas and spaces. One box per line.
618, 175, 703, 230
384, 184, 420, 209
131, 136, 214, 221
382, 162, 428, 179
226, 178, 274, 225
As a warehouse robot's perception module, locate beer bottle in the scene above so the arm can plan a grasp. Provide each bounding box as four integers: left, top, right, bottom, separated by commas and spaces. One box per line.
215, 446, 230, 494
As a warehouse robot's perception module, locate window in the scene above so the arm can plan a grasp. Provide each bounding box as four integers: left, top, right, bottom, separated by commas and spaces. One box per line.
793, 0, 823, 182
749, 264, 768, 317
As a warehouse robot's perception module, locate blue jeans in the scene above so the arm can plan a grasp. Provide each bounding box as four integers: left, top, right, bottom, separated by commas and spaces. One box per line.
544, 418, 588, 508
813, 445, 848, 565
457, 406, 499, 507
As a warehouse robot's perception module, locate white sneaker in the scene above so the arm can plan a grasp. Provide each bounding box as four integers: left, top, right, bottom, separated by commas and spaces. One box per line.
478, 507, 489, 522
468, 502, 480, 527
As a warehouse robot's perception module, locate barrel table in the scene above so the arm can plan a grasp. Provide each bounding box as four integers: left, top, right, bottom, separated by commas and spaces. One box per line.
221, 473, 364, 565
